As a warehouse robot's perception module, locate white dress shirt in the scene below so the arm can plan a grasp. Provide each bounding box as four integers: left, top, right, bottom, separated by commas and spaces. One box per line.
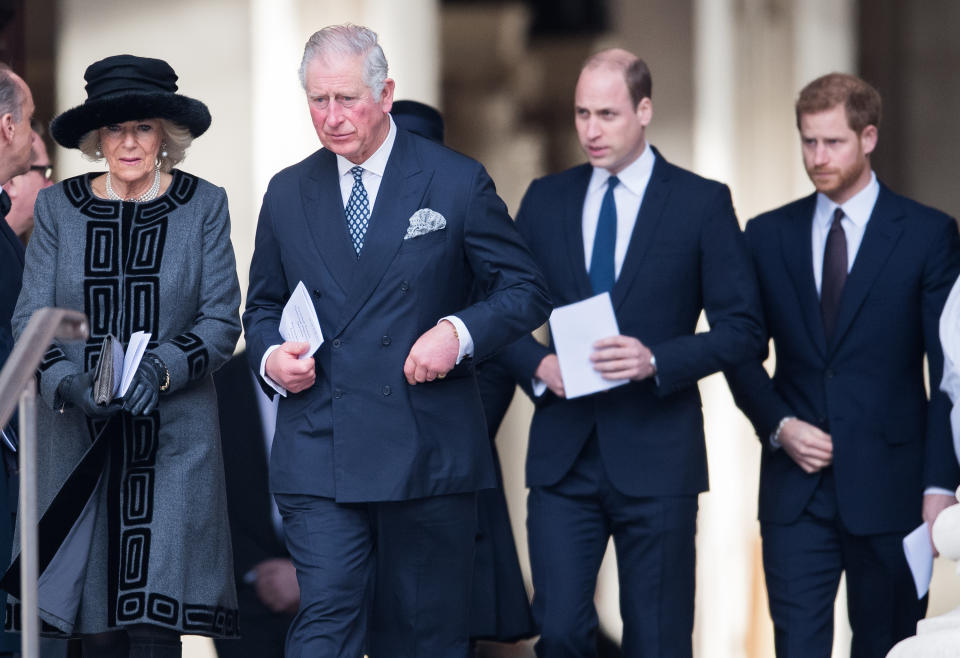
810, 171, 879, 295
582, 144, 656, 276
940, 275, 960, 467
251, 370, 283, 539
261, 117, 473, 395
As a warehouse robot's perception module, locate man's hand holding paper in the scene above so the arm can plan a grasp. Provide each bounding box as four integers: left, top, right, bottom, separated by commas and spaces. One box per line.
265, 342, 316, 394
591, 334, 656, 381
266, 281, 325, 394
547, 293, 630, 399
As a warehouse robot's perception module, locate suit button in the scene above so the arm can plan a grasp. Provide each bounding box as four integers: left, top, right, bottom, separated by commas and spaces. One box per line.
312, 289, 322, 298
334, 389, 343, 399
381, 336, 391, 346
382, 385, 392, 396
400, 281, 410, 293
332, 338, 341, 348
825, 369, 835, 378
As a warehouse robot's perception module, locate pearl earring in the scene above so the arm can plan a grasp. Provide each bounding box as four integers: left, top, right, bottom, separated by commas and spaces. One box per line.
95, 142, 102, 158
161, 142, 168, 159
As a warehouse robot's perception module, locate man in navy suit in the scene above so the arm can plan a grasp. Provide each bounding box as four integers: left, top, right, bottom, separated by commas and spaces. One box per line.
725, 73, 960, 657
242, 24, 550, 657
0, 65, 35, 374
214, 353, 296, 658
0, 64, 35, 658
498, 49, 763, 657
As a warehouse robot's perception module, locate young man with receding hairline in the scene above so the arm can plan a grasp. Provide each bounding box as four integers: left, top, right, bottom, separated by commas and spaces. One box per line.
498, 49, 763, 657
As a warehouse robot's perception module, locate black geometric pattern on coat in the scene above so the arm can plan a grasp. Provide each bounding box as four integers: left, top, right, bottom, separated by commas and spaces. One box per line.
183, 604, 239, 636
171, 331, 209, 381
119, 528, 151, 589
84, 221, 120, 277
147, 593, 179, 625
124, 277, 160, 337
167, 171, 199, 205
83, 280, 120, 342
37, 346, 67, 388
117, 592, 145, 622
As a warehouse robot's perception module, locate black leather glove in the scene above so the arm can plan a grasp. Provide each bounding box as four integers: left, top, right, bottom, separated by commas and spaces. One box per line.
123, 355, 165, 416
58, 370, 122, 419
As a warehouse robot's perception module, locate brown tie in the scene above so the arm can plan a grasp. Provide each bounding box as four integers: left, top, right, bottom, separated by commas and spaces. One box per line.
821, 207, 847, 340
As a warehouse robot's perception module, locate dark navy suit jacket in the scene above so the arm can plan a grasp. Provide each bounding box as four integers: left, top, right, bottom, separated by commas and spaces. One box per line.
0, 198, 25, 372
726, 184, 960, 535
243, 128, 550, 503
500, 148, 764, 497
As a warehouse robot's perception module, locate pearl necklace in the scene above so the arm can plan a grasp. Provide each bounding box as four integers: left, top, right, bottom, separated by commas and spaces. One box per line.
105, 164, 161, 202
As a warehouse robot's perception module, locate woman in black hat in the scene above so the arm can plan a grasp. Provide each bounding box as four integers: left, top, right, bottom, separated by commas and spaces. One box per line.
8, 55, 241, 657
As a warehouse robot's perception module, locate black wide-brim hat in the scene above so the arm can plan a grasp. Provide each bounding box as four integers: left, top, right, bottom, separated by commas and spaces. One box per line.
50, 54, 211, 149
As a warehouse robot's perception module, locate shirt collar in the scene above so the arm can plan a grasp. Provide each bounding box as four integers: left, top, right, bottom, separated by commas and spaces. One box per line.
814, 170, 879, 230
588, 142, 655, 196
336, 116, 397, 179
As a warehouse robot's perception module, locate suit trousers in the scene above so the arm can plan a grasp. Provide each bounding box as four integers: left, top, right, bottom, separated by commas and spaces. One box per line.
527, 434, 698, 658
760, 469, 926, 658
274, 491, 477, 658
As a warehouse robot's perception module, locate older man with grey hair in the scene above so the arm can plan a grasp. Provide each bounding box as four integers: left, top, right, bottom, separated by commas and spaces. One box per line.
243, 23, 550, 657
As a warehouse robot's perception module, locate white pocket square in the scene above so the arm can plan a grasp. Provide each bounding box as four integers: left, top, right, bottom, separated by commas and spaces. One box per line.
404, 208, 446, 240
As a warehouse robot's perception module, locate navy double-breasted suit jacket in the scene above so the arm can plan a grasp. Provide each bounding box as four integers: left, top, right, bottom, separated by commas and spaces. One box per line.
726, 184, 960, 534
500, 148, 764, 497
243, 128, 551, 503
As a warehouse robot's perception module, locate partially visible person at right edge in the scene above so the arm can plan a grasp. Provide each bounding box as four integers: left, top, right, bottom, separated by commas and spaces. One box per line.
726, 73, 960, 657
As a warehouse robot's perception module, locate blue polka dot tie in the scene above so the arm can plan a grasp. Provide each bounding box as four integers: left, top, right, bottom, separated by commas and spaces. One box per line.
345, 166, 370, 256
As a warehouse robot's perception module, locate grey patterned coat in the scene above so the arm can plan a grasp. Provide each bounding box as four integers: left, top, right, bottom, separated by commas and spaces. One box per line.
10, 170, 241, 638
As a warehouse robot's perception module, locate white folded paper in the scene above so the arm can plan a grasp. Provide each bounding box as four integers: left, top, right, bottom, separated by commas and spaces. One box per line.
116, 331, 150, 397
280, 281, 324, 359
903, 522, 934, 599
548, 293, 629, 399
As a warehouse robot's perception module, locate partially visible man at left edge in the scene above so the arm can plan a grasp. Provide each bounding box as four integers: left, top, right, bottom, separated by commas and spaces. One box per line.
242, 24, 550, 657
0, 64, 35, 369
2, 121, 53, 246
0, 63, 35, 658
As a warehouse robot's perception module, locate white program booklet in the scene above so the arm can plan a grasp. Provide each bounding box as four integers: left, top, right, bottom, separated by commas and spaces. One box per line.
117, 331, 151, 397
280, 281, 324, 359
548, 293, 629, 399
903, 522, 934, 599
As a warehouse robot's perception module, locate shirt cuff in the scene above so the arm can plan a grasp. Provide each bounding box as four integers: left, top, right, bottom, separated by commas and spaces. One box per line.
260, 345, 288, 398
439, 316, 473, 365
924, 486, 956, 498
769, 416, 795, 450
532, 378, 547, 398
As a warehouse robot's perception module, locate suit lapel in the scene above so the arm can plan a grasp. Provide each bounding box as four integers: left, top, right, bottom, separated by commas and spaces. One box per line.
299, 150, 357, 293
828, 185, 903, 351
611, 148, 671, 310
334, 130, 431, 335
781, 195, 827, 356
563, 166, 593, 301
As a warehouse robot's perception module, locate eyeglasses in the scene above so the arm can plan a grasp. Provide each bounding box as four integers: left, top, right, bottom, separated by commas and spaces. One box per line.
29, 165, 53, 181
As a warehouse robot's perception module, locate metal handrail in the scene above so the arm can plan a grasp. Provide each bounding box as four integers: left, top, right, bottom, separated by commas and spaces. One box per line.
0, 308, 88, 658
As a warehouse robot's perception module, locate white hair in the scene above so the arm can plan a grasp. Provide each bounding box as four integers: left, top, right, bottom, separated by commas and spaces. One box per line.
298, 24, 389, 99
